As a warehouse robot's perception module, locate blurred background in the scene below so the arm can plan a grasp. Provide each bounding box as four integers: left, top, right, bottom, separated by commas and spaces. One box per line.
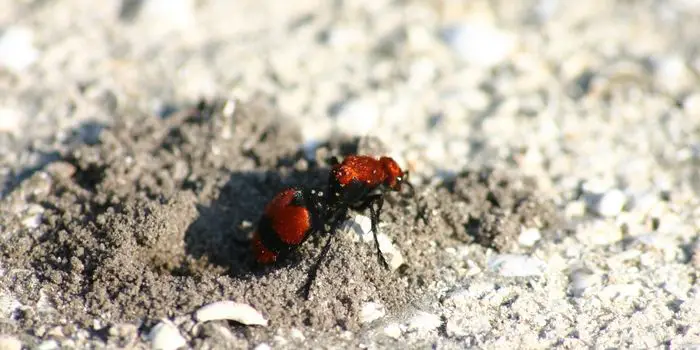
2, 2, 700, 348
1, 0, 700, 199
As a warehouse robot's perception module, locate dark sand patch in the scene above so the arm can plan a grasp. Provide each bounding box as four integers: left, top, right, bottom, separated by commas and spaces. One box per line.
0, 98, 558, 346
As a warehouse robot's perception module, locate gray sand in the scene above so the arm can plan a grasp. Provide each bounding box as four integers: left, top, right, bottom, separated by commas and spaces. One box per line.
1, 0, 699, 349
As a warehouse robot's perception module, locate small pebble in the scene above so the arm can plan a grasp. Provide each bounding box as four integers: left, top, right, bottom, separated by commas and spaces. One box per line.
406, 311, 442, 333
359, 302, 386, 324
383, 323, 402, 339
325, 26, 365, 50
21, 204, 44, 229
654, 55, 693, 95
518, 227, 541, 247
589, 189, 627, 217
683, 92, 700, 117
253, 343, 271, 350
0, 335, 22, 350
342, 216, 404, 270
194, 301, 268, 326
0, 26, 39, 72
569, 267, 599, 297
289, 328, 305, 341
376, 233, 405, 271
333, 98, 379, 136
487, 254, 546, 277
0, 107, 22, 134
565, 200, 587, 219
408, 58, 437, 87
136, 0, 195, 31
149, 320, 186, 350
343, 215, 373, 241
442, 22, 516, 67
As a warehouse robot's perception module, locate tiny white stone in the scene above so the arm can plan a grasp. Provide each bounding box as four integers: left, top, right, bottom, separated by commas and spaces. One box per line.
383, 323, 402, 339
683, 92, 700, 117
406, 311, 441, 333
487, 254, 546, 277
0, 107, 22, 134
518, 227, 541, 247
137, 0, 195, 31
333, 99, 379, 136
148, 320, 186, 350
326, 26, 365, 50
376, 233, 405, 271
442, 22, 516, 67
359, 302, 386, 324
253, 343, 271, 350
21, 204, 44, 229
194, 301, 268, 326
0, 335, 22, 350
341, 217, 404, 270
591, 189, 627, 217
0, 26, 39, 72
289, 328, 305, 341
222, 99, 236, 117
342, 215, 373, 242
569, 267, 599, 297
654, 55, 693, 95
408, 58, 437, 86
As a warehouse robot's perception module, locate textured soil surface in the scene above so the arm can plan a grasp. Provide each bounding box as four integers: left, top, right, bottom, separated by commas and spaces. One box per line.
2, 0, 700, 349
1, 99, 557, 348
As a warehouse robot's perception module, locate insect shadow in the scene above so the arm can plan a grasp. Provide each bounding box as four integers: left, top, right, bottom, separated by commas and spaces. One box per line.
182, 139, 362, 280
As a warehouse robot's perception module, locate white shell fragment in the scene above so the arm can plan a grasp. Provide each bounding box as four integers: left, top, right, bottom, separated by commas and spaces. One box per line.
359, 302, 386, 324
149, 319, 186, 350
194, 301, 268, 326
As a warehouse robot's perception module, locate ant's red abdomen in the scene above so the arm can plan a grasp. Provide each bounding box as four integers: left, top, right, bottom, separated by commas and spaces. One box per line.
252, 188, 317, 264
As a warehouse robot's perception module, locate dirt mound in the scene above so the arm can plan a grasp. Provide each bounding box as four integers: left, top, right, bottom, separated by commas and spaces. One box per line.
0, 98, 558, 344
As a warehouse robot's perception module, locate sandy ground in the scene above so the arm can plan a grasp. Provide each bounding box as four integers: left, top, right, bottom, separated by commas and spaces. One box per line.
1, 0, 700, 349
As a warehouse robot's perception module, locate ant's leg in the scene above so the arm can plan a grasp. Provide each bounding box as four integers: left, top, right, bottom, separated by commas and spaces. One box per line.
353, 195, 389, 269
298, 210, 347, 299
369, 196, 389, 269
298, 233, 334, 299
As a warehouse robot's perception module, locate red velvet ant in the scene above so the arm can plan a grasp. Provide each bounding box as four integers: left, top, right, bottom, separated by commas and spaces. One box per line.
251, 155, 412, 298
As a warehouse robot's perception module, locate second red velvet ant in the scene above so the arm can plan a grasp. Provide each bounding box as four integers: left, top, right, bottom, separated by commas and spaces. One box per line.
250, 154, 413, 298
